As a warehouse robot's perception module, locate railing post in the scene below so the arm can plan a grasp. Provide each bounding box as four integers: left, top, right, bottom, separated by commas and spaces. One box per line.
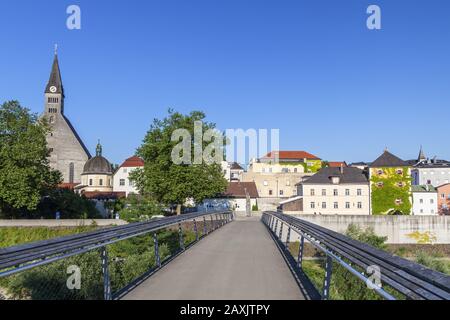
203, 216, 208, 235
215, 214, 219, 230
178, 222, 185, 251
194, 219, 199, 241
153, 232, 161, 268
279, 222, 284, 240
322, 255, 333, 300
101, 246, 112, 301
210, 215, 214, 232
286, 226, 291, 249
274, 219, 278, 235
297, 236, 305, 269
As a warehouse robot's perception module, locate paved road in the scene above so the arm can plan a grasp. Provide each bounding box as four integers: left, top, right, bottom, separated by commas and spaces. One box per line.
122, 217, 305, 300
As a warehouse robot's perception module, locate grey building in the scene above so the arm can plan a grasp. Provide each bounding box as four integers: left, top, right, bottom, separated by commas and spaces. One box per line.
42, 52, 91, 184
411, 148, 450, 187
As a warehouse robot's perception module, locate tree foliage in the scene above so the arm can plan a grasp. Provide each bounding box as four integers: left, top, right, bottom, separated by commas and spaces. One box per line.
131, 110, 228, 211
0, 101, 61, 215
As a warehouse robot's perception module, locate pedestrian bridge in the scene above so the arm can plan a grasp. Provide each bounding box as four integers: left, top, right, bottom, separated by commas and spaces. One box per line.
1, 211, 449, 300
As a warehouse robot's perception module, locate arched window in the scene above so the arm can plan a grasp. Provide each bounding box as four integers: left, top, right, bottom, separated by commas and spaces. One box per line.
69, 163, 74, 184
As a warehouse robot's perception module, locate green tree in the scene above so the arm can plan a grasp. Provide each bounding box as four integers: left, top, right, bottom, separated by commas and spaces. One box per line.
131, 110, 228, 214
0, 101, 61, 217
118, 194, 162, 222
37, 189, 100, 219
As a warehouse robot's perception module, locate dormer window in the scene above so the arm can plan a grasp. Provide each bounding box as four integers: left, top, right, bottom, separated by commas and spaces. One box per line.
377, 169, 384, 175
331, 176, 340, 184
377, 182, 384, 188
397, 182, 405, 187
395, 198, 403, 205
396, 169, 403, 175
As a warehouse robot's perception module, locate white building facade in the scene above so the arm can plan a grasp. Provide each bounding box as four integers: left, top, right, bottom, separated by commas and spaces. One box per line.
297, 167, 370, 215
411, 185, 438, 215
112, 156, 144, 196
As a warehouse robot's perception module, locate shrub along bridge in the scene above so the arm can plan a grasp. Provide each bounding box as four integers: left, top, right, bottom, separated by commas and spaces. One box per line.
0, 211, 449, 300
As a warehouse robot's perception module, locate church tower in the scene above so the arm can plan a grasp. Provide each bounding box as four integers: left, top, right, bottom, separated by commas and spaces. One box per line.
43, 48, 91, 184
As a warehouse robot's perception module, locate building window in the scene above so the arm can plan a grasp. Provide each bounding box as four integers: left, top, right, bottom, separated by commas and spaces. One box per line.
322, 202, 326, 209
333, 189, 338, 196
99, 179, 103, 186
357, 189, 362, 196
420, 199, 424, 204
322, 189, 326, 196
129, 180, 133, 187
120, 179, 125, 186
396, 169, 403, 175
357, 202, 362, 209
286, 181, 290, 186
345, 189, 350, 196
49, 116, 54, 123
263, 181, 268, 186
294, 168, 298, 173
280, 190, 284, 196
397, 182, 405, 187
334, 202, 338, 209
377, 182, 384, 188
345, 202, 350, 209
310, 202, 315, 209
69, 163, 74, 184
395, 199, 403, 205
49, 148, 54, 153
269, 190, 273, 196
430, 199, 434, 204
377, 169, 384, 175
89, 179, 93, 186
310, 189, 315, 196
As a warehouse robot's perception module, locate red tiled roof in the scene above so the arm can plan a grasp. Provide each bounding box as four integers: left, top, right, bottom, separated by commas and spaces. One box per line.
222, 182, 259, 198
58, 183, 78, 190
119, 156, 144, 168
263, 151, 320, 160
328, 161, 348, 168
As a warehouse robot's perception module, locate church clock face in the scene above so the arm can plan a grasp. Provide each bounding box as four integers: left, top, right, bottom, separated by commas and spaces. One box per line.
50, 86, 57, 93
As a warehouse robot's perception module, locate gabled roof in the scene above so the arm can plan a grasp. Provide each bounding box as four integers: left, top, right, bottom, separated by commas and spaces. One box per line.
301, 167, 369, 185
230, 162, 244, 170
222, 182, 259, 198
120, 156, 144, 168
263, 151, 321, 160
45, 54, 64, 96
63, 116, 92, 158
370, 151, 409, 168
328, 161, 347, 168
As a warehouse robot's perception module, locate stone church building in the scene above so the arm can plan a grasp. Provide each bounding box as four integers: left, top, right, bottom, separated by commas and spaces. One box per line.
42, 53, 91, 184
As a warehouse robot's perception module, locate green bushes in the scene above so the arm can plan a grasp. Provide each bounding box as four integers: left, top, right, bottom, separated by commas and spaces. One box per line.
0, 226, 197, 300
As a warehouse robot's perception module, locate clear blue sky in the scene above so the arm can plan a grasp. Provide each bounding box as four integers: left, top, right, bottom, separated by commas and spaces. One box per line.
1, 0, 449, 165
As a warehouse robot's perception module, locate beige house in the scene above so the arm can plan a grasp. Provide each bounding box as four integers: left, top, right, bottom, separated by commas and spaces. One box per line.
242, 151, 321, 198
297, 167, 370, 215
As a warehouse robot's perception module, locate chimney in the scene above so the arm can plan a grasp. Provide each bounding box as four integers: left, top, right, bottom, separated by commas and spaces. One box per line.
340, 164, 344, 174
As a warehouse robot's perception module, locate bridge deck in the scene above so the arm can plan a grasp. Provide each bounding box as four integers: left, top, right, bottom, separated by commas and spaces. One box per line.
122, 217, 305, 300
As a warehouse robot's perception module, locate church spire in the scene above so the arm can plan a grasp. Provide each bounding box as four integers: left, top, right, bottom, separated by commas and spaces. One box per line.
418, 145, 426, 162
45, 46, 64, 96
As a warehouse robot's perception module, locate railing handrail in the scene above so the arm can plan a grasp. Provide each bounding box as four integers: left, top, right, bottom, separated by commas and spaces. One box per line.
0, 210, 232, 277
263, 211, 450, 300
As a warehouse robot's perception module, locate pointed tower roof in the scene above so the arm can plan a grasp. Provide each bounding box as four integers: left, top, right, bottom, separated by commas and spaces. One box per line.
418, 146, 426, 162
370, 150, 409, 168
45, 49, 64, 96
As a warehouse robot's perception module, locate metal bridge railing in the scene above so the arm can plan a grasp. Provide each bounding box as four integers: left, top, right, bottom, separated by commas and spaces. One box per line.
262, 211, 450, 300
0, 210, 233, 300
